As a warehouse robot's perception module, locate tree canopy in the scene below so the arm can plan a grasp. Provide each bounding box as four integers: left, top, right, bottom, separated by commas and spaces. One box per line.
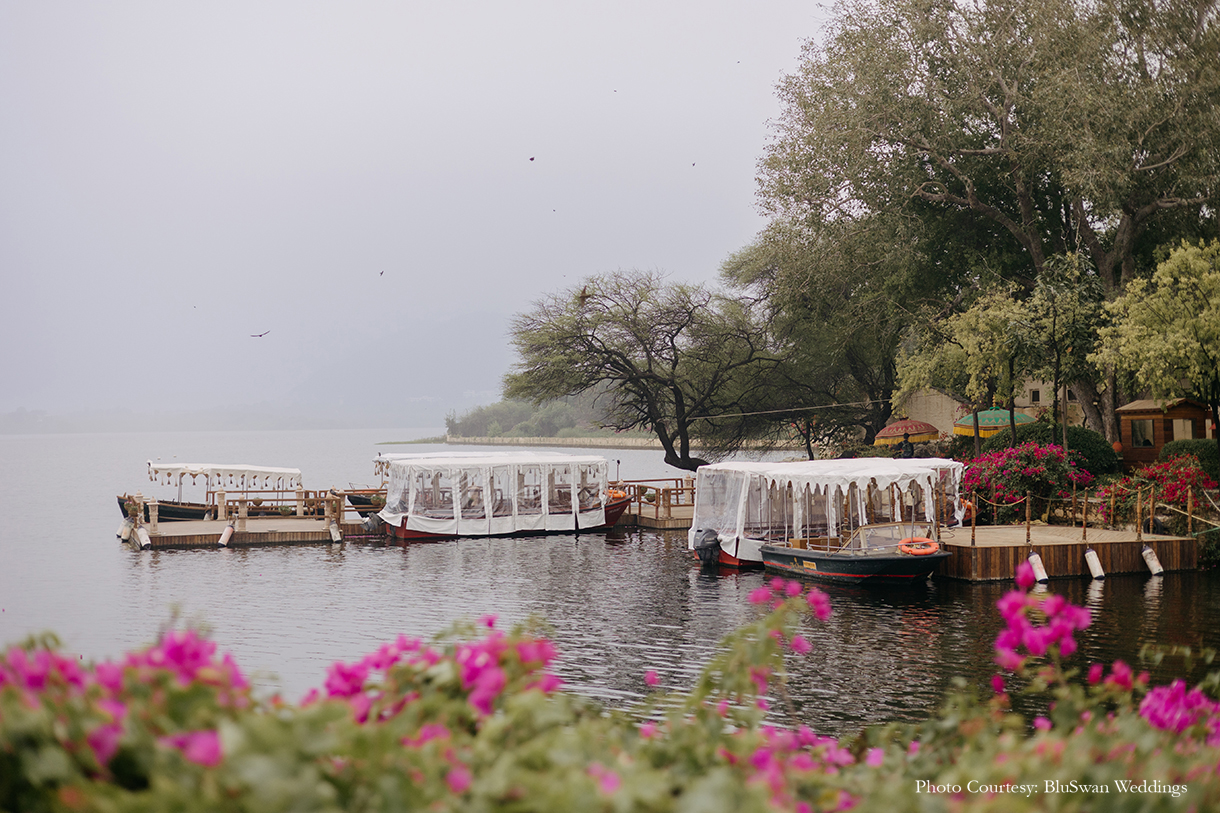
1094, 240, 1220, 454
503, 271, 778, 470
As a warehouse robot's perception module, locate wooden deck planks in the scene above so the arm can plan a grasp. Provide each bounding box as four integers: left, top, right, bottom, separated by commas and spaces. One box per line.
938, 525, 1193, 581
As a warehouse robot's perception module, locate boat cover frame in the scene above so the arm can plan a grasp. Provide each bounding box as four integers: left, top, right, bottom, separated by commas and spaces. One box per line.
375, 452, 609, 536
687, 458, 965, 551
146, 461, 304, 491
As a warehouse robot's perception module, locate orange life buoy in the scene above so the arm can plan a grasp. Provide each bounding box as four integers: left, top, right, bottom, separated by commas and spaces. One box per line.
900, 537, 939, 556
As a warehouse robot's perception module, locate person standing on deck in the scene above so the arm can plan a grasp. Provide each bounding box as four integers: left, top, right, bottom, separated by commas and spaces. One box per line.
895, 433, 915, 459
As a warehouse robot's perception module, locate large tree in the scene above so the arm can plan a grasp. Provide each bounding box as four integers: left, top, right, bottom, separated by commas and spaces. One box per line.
503, 271, 778, 471
1094, 240, 1220, 455
759, 0, 1220, 440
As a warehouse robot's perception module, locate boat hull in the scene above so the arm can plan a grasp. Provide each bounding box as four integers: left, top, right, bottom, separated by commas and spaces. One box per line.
760, 544, 949, 584
116, 496, 210, 522
385, 496, 633, 541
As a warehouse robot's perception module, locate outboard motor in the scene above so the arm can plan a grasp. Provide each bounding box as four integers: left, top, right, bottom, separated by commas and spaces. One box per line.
692, 528, 721, 566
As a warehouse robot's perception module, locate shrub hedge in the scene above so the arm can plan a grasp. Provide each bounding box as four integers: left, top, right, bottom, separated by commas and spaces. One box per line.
1160, 439, 1220, 482
981, 422, 1121, 476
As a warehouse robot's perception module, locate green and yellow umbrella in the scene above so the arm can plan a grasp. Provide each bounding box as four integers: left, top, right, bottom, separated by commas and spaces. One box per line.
873, 418, 940, 445
953, 407, 1034, 438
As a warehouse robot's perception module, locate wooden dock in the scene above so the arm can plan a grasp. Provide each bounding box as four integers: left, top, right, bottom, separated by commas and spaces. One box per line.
131, 517, 373, 550
937, 524, 1194, 581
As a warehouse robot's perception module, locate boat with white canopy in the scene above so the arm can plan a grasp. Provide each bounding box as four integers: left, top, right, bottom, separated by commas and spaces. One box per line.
373, 451, 631, 540
687, 458, 965, 581
117, 462, 306, 522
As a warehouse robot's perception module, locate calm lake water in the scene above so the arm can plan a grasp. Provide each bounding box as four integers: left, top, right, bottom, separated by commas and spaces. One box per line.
2, 428, 1219, 737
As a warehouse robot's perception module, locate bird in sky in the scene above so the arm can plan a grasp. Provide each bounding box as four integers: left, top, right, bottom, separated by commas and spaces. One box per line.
251, 330, 270, 338
379, 270, 384, 276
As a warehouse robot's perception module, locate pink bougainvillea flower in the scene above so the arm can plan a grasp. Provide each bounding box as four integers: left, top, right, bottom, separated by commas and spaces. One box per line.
748, 587, 772, 605
866, 747, 884, 767
1088, 663, 1103, 684
587, 763, 621, 794
639, 721, 658, 739
479, 614, 498, 629
446, 764, 472, 794
1015, 561, 1036, 591
1107, 660, 1133, 691
1034, 716, 1052, 731
644, 670, 659, 686
402, 723, 451, 748
806, 589, 832, 620
991, 674, 1006, 694
785, 580, 803, 597
789, 634, 811, 655
159, 730, 222, 767
87, 723, 123, 766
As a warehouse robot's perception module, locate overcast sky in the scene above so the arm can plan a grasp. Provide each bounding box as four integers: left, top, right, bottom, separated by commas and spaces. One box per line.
0, 1, 830, 426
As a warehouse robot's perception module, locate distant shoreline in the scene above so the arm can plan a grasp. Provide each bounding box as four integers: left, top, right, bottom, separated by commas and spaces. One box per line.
378, 434, 664, 449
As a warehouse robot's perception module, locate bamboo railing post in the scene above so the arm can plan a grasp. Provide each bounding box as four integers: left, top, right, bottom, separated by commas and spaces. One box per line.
1189, 487, 1194, 535
970, 490, 977, 548
1136, 487, 1143, 543
1025, 491, 1032, 549
933, 487, 941, 543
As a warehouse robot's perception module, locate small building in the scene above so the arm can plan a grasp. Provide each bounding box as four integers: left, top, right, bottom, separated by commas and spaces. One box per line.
1116, 398, 1212, 470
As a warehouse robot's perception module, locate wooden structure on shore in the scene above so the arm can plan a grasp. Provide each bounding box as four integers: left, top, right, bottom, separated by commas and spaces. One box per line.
938, 525, 1193, 581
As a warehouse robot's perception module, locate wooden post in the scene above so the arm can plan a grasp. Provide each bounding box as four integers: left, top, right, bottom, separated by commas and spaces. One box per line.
933, 487, 940, 543
1189, 487, 1194, 535
970, 490, 977, 548
1082, 489, 1088, 542
149, 498, 159, 535
1136, 487, 1143, 543
217, 490, 226, 521
296, 487, 304, 517
1025, 491, 1032, 549
238, 498, 248, 532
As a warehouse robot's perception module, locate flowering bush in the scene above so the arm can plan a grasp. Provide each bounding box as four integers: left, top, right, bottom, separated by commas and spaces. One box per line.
963, 442, 1094, 523
1095, 454, 1216, 528
3, 573, 1220, 811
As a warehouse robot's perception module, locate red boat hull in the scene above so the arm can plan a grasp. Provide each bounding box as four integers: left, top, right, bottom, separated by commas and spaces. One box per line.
386, 497, 632, 541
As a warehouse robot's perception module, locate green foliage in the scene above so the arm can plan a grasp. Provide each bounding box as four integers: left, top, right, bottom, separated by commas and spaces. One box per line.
1161, 440, 1220, 483
963, 443, 1094, 524
1096, 456, 1218, 533
1095, 241, 1220, 451
982, 422, 1121, 476
505, 270, 779, 470
7, 579, 1220, 811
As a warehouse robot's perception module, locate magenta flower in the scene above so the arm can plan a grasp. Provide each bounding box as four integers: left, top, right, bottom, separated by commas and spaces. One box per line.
87, 723, 123, 766
865, 747, 884, 767
587, 763, 621, 794
1033, 716, 1052, 731
806, 589, 832, 620
644, 670, 659, 686
991, 674, 1006, 694
159, 730, 222, 767
446, 764, 472, 794
1088, 663, 1103, 684
1140, 680, 1220, 742
479, 614, 498, 629
1015, 561, 1036, 590
789, 634, 811, 655
748, 587, 772, 605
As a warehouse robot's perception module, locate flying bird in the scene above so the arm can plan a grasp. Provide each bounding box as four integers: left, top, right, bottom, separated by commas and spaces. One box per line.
380, 270, 384, 276
529, 156, 535, 161
251, 330, 270, 338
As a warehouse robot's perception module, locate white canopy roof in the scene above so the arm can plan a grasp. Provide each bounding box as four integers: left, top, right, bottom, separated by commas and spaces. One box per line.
694, 457, 964, 495
376, 451, 611, 536
688, 457, 965, 556
373, 451, 612, 478
146, 461, 303, 490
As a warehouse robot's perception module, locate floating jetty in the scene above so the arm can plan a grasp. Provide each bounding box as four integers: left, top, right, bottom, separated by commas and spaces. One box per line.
938, 525, 1193, 581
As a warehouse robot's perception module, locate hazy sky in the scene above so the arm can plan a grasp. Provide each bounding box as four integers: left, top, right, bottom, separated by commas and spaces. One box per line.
1, 1, 829, 425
